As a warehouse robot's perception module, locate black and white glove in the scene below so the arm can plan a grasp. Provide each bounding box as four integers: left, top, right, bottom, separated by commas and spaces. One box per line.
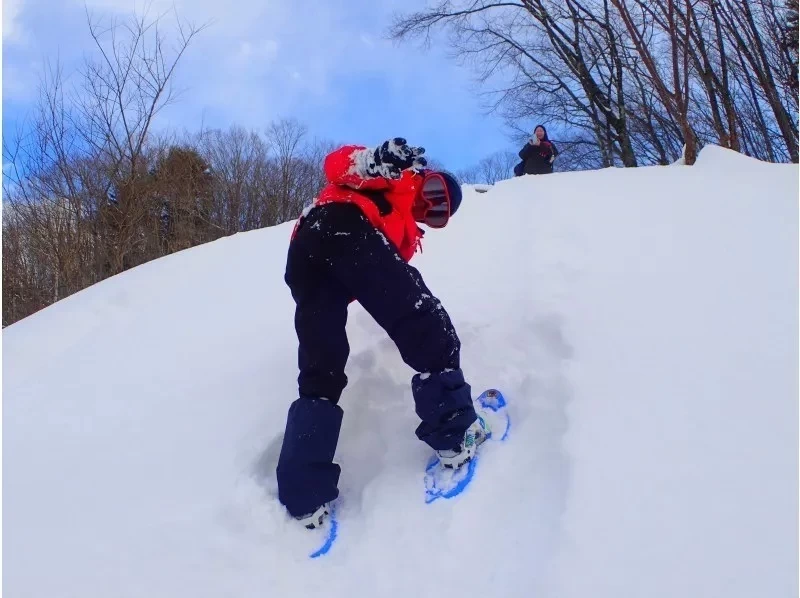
367, 138, 427, 179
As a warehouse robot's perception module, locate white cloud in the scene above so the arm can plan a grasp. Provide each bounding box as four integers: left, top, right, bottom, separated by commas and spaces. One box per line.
11, 0, 449, 115
234, 39, 279, 64
3, 0, 25, 43
4, 0, 509, 167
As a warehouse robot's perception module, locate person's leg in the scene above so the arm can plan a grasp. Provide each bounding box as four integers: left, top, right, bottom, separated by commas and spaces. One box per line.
276, 238, 351, 518
305, 204, 478, 452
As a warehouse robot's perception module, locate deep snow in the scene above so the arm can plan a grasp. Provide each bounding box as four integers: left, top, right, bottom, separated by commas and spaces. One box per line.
4, 146, 798, 597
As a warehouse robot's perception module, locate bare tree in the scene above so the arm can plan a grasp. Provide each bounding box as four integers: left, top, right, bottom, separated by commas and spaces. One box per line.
2, 8, 204, 324
457, 150, 519, 183
78, 9, 204, 174
610, 0, 699, 164
265, 118, 308, 224
198, 126, 272, 233
265, 119, 334, 225
787, 0, 799, 94
717, 0, 798, 161
393, 0, 798, 166
392, 0, 640, 167
683, 0, 740, 151
77, 9, 205, 273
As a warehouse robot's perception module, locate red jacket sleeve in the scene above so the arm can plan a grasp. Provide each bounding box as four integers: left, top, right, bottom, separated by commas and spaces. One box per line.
324, 145, 390, 191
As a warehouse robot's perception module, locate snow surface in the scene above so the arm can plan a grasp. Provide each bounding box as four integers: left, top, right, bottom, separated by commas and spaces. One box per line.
4, 146, 798, 597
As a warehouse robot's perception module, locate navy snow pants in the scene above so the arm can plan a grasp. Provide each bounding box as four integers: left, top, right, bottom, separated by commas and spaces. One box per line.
276, 203, 477, 517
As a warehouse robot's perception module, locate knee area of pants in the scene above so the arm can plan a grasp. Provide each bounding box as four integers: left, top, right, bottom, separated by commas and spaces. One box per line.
290, 396, 344, 419
412, 368, 467, 391
396, 322, 460, 374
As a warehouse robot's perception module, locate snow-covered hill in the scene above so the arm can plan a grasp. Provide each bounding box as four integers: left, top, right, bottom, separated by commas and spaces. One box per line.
4, 146, 798, 597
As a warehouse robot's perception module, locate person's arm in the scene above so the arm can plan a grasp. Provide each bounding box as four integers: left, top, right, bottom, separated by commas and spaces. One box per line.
547, 141, 558, 165
324, 139, 426, 191
539, 141, 553, 159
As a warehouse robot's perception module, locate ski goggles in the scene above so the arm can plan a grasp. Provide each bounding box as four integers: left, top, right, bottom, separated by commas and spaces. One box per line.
413, 172, 451, 228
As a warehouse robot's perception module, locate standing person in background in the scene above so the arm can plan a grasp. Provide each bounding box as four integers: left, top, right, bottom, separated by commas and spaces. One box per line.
515, 125, 558, 176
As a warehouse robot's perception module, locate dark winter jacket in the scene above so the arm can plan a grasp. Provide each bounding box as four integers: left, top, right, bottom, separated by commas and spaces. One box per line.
516, 126, 558, 175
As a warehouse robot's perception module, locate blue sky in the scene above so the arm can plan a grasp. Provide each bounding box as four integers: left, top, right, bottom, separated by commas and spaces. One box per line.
3, 0, 522, 171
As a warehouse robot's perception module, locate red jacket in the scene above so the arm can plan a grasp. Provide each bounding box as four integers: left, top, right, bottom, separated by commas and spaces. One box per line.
292, 145, 424, 262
